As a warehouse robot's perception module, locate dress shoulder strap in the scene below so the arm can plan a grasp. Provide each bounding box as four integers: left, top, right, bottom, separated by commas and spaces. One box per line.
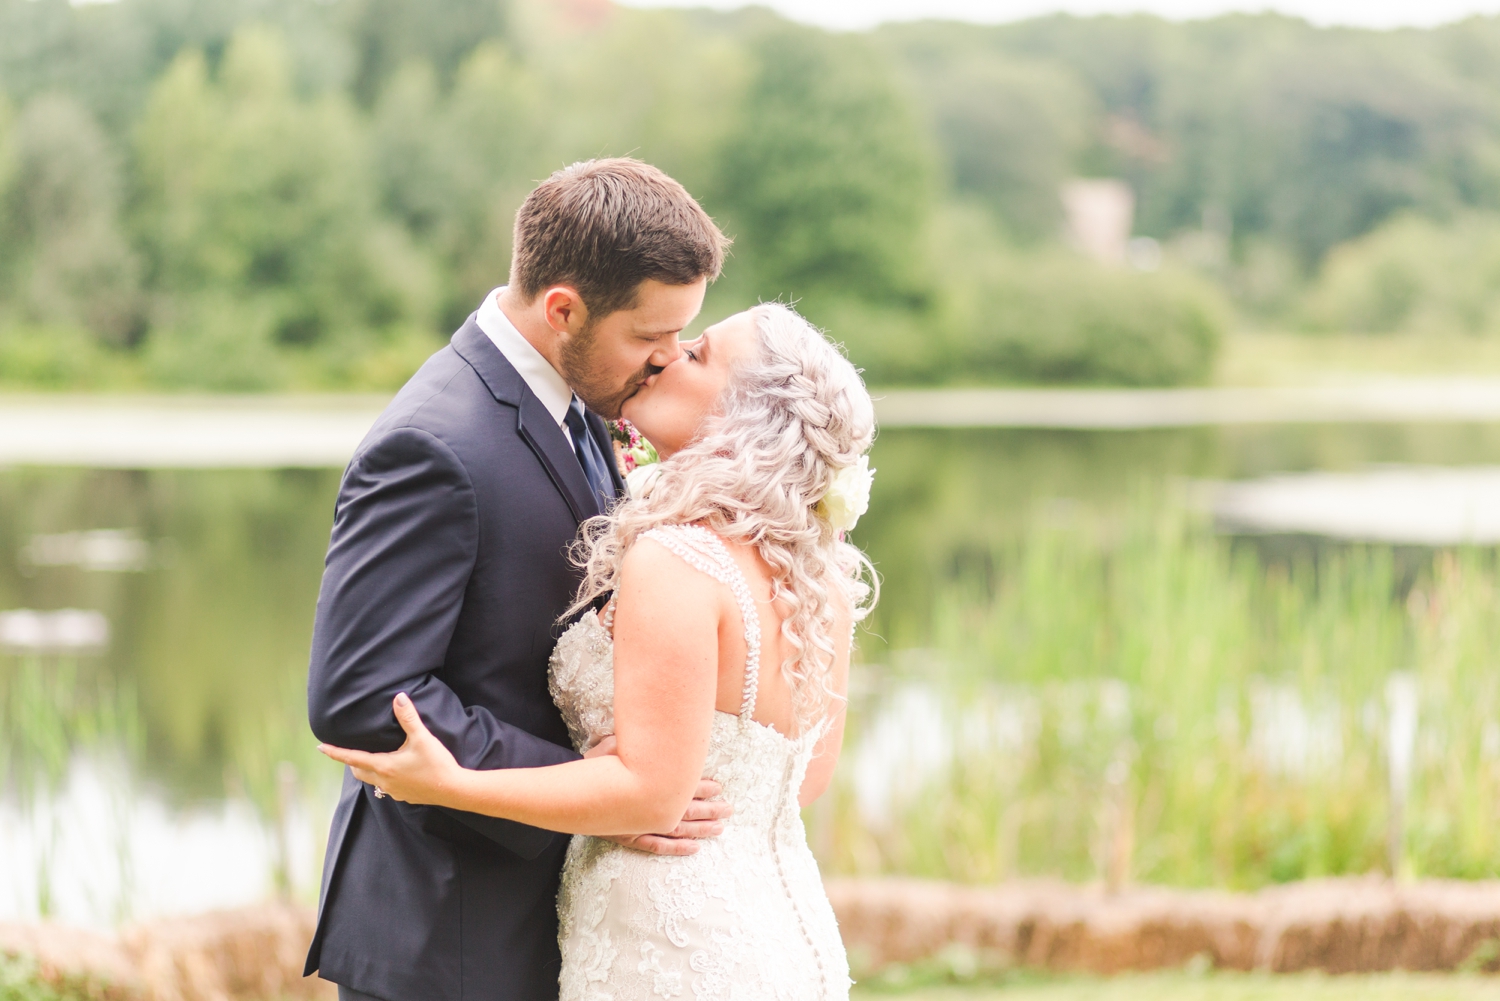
639, 525, 762, 721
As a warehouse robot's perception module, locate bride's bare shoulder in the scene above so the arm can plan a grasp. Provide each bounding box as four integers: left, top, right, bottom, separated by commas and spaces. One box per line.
618, 526, 721, 589
613, 529, 727, 629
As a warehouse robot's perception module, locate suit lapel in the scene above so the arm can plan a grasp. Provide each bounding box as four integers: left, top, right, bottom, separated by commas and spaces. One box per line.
518, 392, 601, 524
452, 315, 601, 525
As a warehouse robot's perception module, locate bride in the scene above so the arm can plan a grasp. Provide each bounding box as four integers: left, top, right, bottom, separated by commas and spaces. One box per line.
319, 301, 876, 1001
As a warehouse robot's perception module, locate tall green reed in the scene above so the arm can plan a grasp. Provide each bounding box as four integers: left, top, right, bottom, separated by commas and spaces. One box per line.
820, 497, 1500, 888
0, 652, 141, 917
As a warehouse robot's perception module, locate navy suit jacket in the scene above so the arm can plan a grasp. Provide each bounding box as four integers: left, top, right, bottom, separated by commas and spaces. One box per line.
304, 315, 624, 1001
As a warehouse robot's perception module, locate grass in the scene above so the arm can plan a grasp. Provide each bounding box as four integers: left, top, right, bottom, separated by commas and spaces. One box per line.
856, 972, 1500, 1000
9, 958, 1499, 1001
818, 495, 1500, 887
0, 953, 122, 1001
11, 954, 1500, 1001
1216, 330, 1500, 384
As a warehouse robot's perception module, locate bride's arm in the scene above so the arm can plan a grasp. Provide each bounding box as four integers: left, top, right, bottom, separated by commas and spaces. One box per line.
319, 539, 724, 837
798, 591, 853, 807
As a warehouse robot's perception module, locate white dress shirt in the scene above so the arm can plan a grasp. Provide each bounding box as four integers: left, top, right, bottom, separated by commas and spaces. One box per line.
475, 287, 576, 441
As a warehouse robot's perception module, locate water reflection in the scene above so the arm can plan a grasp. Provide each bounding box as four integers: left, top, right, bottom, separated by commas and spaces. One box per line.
0, 755, 319, 926
0, 468, 343, 926
22, 530, 153, 573
4, 423, 1500, 923
0, 610, 110, 652
853, 423, 1500, 650
1214, 466, 1500, 543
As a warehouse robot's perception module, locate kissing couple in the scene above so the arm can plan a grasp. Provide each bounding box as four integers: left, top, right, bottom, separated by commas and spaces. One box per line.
305, 158, 877, 1001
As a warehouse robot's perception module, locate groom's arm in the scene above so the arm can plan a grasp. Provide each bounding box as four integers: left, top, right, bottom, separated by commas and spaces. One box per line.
307, 425, 578, 860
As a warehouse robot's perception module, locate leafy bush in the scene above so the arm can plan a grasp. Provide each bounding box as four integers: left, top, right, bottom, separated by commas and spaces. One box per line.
130, 27, 438, 367
794, 296, 944, 385
0, 95, 142, 345
890, 44, 1093, 241
1303, 212, 1500, 336
0, 326, 127, 389
955, 253, 1226, 386
797, 209, 1225, 387
0, 954, 104, 1001
710, 22, 938, 309
0, 956, 61, 1001
15, 3, 1499, 390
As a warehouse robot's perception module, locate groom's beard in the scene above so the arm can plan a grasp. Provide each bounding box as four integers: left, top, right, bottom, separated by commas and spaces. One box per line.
560, 328, 655, 420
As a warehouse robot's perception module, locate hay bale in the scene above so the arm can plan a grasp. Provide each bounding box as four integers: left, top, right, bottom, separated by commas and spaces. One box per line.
0, 904, 331, 1001
9, 879, 1500, 993
826, 876, 1500, 976
0, 920, 139, 998
122, 904, 331, 1001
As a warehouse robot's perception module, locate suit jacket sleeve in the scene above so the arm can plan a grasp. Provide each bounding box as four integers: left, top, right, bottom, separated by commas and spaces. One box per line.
306, 425, 579, 860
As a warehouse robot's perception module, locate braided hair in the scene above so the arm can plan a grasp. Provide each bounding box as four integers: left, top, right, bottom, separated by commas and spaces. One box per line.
568, 302, 878, 734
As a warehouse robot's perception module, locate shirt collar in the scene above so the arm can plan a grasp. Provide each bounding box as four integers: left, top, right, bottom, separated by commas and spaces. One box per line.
476, 287, 573, 429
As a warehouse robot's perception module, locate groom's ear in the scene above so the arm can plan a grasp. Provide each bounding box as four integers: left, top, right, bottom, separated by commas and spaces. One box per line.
542, 285, 590, 336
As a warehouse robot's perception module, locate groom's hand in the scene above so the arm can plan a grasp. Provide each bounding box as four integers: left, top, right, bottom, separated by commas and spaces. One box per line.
584, 735, 732, 856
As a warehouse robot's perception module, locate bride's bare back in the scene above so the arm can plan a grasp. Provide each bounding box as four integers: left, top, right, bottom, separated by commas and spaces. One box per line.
554, 523, 853, 1001
607, 525, 852, 811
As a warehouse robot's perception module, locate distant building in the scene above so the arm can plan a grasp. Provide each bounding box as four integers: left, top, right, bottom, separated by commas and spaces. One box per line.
1061, 179, 1134, 266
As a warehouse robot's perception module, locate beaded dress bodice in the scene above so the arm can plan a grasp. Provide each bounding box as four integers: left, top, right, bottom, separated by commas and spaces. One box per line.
548, 524, 849, 1001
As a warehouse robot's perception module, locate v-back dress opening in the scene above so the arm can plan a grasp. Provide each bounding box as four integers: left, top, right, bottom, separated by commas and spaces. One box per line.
548, 524, 850, 1001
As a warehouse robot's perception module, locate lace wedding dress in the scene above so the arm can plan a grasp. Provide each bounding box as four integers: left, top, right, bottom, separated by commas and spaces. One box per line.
548, 524, 850, 1001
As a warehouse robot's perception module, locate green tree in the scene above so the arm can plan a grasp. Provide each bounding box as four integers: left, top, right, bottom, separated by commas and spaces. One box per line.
899, 14, 1500, 261
132, 25, 436, 388
1223, 37, 1500, 262
542, 8, 749, 198
1304, 211, 1500, 336
370, 61, 455, 243
430, 43, 551, 318
0, 95, 16, 279
0, 93, 141, 344
892, 45, 1094, 240
711, 23, 938, 310
0, 0, 355, 136
343, 0, 511, 105
370, 43, 548, 326
962, 253, 1226, 385
370, 10, 751, 329
9, 0, 1500, 391
913, 206, 1226, 387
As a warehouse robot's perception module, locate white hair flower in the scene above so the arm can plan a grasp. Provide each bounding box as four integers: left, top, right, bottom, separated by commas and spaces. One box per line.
816, 455, 874, 533
625, 461, 663, 500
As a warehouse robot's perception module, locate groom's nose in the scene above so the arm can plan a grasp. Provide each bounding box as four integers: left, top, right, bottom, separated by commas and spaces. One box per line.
648, 337, 682, 370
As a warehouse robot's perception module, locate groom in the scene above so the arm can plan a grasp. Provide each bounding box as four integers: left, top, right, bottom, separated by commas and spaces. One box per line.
305, 159, 732, 1001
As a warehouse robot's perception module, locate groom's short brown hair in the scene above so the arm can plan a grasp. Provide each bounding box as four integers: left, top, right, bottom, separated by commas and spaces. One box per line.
510, 158, 730, 320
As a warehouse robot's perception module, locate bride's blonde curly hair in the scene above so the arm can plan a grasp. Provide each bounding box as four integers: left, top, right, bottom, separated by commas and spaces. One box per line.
568, 302, 878, 734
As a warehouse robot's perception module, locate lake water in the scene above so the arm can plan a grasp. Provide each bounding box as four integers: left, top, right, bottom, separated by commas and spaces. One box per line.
5, 421, 1500, 926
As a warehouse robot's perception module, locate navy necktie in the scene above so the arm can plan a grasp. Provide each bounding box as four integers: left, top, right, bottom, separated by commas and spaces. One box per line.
564, 398, 615, 511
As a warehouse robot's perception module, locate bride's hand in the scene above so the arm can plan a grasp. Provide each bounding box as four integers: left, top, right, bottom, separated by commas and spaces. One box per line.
585, 734, 732, 855
318, 693, 462, 806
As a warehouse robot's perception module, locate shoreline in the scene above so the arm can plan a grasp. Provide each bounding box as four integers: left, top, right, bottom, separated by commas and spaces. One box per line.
2, 380, 1499, 468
